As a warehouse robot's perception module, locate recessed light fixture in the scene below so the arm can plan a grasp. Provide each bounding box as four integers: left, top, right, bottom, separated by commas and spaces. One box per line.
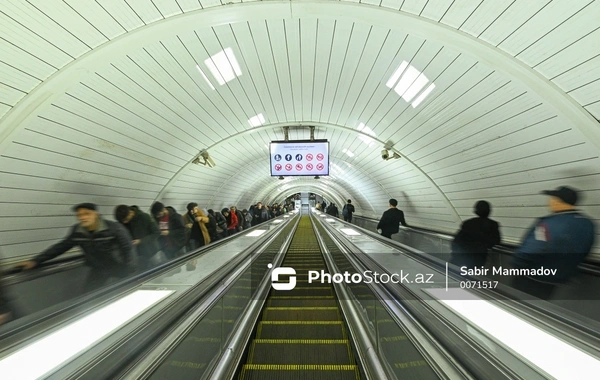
342, 148, 354, 157
386, 61, 435, 107
357, 123, 376, 146
204, 47, 242, 85
247, 230, 267, 237
248, 113, 266, 127
196, 65, 215, 90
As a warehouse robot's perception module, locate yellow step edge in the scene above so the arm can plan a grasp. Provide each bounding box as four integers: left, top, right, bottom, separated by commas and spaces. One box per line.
253, 339, 349, 344
242, 364, 358, 371
271, 286, 332, 290
264, 307, 339, 310
269, 296, 334, 299
259, 321, 342, 325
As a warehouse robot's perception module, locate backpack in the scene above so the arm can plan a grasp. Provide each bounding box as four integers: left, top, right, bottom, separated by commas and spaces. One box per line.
342, 205, 348, 217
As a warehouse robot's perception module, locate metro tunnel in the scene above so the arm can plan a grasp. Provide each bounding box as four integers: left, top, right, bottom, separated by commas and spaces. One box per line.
0, 1, 599, 379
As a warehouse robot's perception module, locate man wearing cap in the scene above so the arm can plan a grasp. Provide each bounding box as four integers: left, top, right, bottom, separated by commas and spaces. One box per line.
512, 186, 595, 299
377, 199, 408, 239
19, 203, 135, 292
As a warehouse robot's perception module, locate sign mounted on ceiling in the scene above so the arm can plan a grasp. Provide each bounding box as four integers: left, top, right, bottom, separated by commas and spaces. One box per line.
270, 140, 329, 177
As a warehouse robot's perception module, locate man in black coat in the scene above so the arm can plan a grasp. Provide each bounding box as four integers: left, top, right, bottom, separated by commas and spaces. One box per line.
151, 202, 187, 259
377, 199, 408, 239
20, 203, 135, 293
451, 200, 501, 268
115, 205, 161, 271
342, 200, 355, 223
251, 202, 270, 226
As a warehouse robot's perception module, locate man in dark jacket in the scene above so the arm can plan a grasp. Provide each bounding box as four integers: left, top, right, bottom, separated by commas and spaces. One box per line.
151, 202, 187, 259
115, 205, 161, 271
512, 186, 595, 299
326, 203, 339, 218
342, 200, 355, 223
205, 210, 219, 242
450, 201, 500, 268
251, 202, 270, 226
20, 203, 134, 293
377, 199, 408, 239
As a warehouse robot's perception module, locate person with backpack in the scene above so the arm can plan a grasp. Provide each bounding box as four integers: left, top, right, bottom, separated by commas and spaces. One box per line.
342, 199, 355, 223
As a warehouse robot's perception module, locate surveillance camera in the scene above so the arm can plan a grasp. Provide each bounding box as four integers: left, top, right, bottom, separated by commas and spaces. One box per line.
381, 149, 389, 160
205, 156, 216, 168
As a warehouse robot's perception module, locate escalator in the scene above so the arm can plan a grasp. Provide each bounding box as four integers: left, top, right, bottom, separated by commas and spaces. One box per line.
238, 215, 359, 379
140, 215, 442, 379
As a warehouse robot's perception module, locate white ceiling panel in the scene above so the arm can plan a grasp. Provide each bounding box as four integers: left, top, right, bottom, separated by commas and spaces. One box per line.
1, 1, 600, 262
458, 0, 514, 38
515, 1, 600, 67
419, 0, 454, 22
585, 103, 600, 120
497, 0, 592, 56
401, 0, 430, 16
176, 0, 204, 12
94, 0, 147, 30
477, 0, 553, 46
439, 0, 485, 30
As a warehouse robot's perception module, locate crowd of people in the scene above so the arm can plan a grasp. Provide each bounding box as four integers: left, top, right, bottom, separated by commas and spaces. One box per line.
0, 186, 595, 324
373, 186, 595, 300
0, 200, 293, 325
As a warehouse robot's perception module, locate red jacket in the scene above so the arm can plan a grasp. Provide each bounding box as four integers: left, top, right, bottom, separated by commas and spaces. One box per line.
228, 211, 238, 230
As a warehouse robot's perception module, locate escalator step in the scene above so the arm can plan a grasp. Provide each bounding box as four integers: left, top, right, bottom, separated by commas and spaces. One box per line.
268, 299, 338, 308
258, 321, 345, 339
239, 365, 359, 380
248, 341, 354, 364
262, 307, 340, 321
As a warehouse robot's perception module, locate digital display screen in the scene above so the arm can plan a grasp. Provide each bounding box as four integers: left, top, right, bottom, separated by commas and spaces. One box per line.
270, 140, 329, 176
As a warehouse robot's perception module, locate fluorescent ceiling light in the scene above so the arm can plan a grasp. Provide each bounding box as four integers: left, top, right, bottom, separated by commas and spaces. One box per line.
326, 218, 335, 222
344, 162, 353, 168
411, 83, 436, 108
386, 61, 409, 88
340, 228, 361, 236
271, 219, 283, 224
342, 149, 354, 157
319, 214, 326, 217
283, 215, 290, 218
427, 288, 600, 380
0, 290, 172, 379
196, 65, 215, 90
387, 61, 435, 107
247, 230, 267, 237
204, 47, 242, 85
402, 73, 429, 102
357, 123, 376, 146
393, 65, 420, 98
248, 113, 266, 127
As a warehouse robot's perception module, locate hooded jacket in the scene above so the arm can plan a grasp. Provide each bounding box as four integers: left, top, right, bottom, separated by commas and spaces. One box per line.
34, 218, 134, 273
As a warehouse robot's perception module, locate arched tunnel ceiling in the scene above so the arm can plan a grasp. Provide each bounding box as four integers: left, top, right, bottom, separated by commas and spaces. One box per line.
1, 1, 600, 262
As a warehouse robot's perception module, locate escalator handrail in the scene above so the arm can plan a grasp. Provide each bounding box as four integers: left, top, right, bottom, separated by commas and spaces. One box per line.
44, 212, 301, 380
310, 213, 392, 380
0, 213, 295, 349
352, 214, 600, 270
341, 213, 600, 340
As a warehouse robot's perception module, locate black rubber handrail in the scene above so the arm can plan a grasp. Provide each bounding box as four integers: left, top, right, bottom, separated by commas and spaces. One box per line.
353, 214, 600, 270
